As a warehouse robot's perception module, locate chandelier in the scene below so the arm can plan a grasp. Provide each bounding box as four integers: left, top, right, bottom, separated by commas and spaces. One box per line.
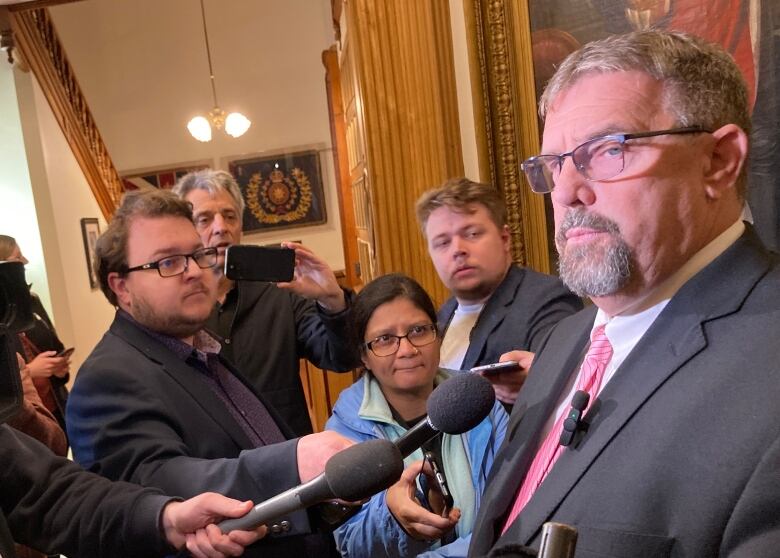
187, 0, 251, 142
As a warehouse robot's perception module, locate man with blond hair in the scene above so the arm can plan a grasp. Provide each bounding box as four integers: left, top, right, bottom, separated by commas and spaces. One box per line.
416, 178, 581, 404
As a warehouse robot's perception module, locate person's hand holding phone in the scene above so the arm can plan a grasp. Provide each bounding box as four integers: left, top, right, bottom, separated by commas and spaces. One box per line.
26, 350, 71, 379
276, 242, 346, 312
472, 350, 535, 405
386, 459, 460, 542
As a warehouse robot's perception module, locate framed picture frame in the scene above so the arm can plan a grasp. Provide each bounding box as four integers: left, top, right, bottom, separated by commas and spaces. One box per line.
120, 160, 212, 190
465, 0, 780, 268
80, 218, 101, 290
227, 149, 327, 234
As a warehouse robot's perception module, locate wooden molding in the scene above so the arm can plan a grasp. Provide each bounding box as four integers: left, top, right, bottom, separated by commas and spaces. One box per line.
10, 8, 122, 220
344, 0, 464, 306
464, 0, 551, 273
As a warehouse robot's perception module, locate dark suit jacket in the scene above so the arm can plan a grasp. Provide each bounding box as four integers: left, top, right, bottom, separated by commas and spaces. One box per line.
206, 280, 359, 436
438, 265, 583, 369
468, 228, 780, 557
0, 425, 172, 558
66, 314, 329, 558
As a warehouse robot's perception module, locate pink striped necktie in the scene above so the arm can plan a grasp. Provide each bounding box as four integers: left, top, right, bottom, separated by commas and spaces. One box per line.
501, 324, 614, 533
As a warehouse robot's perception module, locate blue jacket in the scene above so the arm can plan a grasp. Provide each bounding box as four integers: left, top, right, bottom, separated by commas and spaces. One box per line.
326, 372, 508, 557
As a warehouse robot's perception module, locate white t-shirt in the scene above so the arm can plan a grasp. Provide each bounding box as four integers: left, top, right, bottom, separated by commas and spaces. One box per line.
439, 302, 484, 370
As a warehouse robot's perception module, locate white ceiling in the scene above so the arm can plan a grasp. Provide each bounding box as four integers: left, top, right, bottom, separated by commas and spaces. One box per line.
46, 0, 336, 172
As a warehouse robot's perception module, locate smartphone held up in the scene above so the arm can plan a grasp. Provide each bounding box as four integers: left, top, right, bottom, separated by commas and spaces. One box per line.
224, 245, 296, 283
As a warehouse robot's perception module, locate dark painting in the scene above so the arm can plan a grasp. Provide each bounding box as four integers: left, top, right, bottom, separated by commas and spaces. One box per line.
229, 149, 327, 233
528, 0, 779, 251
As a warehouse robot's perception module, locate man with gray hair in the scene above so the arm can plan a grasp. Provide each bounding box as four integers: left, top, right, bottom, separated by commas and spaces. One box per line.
173, 170, 358, 436
467, 30, 780, 557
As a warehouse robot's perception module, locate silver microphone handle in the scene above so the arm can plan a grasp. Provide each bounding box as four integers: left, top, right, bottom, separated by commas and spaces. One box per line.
538, 522, 577, 558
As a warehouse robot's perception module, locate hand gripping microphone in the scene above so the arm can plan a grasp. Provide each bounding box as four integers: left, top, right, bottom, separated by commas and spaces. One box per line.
218, 438, 403, 532
559, 390, 590, 447
395, 372, 496, 458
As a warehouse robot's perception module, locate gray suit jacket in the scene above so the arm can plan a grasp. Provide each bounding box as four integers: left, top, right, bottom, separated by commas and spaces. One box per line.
468, 228, 780, 557
438, 265, 583, 370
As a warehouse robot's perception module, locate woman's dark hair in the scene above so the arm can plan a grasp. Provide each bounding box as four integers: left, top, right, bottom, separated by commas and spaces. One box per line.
352, 273, 437, 353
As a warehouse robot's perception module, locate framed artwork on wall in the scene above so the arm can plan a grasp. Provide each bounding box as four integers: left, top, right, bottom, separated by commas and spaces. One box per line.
523, 0, 778, 251
120, 161, 212, 190
80, 218, 100, 290
466, 0, 779, 271
227, 149, 327, 234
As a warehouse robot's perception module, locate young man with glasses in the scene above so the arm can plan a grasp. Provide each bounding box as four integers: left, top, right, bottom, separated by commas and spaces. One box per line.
468, 31, 780, 557
66, 190, 353, 558
416, 179, 582, 405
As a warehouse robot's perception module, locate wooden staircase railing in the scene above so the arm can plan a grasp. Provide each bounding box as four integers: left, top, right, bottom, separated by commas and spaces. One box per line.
10, 7, 123, 219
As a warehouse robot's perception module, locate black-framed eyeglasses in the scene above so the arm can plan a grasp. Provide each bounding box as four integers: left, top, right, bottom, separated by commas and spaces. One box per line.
124, 247, 218, 278
520, 126, 712, 194
364, 324, 438, 357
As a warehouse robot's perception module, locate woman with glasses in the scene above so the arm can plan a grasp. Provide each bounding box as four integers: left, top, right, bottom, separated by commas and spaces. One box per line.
326, 273, 508, 557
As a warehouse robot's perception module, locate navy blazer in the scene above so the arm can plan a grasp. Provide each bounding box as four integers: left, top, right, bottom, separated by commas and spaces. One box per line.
468, 227, 780, 557
438, 265, 583, 369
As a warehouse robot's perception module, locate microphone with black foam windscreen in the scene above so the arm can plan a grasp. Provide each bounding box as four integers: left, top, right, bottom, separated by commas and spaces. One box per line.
395, 372, 496, 458
559, 390, 590, 447
218, 438, 403, 532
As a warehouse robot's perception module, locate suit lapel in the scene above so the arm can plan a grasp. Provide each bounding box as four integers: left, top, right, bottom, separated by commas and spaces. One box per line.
110, 316, 254, 449
470, 309, 595, 554
498, 228, 773, 546
460, 267, 523, 369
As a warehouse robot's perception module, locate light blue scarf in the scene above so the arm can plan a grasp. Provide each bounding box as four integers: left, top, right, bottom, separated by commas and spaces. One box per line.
358, 370, 477, 537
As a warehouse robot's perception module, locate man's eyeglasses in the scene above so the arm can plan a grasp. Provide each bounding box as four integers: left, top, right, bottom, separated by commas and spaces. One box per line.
124, 247, 218, 278
364, 324, 438, 357
520, 126, 712, 194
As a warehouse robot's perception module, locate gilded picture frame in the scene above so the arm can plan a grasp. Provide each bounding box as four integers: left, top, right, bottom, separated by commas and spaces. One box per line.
227, 149, 327, 234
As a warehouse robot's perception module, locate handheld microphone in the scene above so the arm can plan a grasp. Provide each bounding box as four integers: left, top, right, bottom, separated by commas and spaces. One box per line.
395, 372, 496, 457
559, 390, 589, 447
485, 522, 577, 557
218, 438, 403, 532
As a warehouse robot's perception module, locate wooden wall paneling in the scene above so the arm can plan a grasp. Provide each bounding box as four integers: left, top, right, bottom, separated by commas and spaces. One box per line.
299, 359, 358, 433
508, 2, 552, 273
339, 13, 377, 284
299, 360, 326, 432
463, 0, 551, 273
345, 0, 464, 307
323, 45, 361, 289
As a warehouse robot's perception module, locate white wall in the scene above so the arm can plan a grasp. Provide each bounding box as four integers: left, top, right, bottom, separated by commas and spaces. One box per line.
0, 62, 50, 313
15, 69, 114, 375
449, 0, 483, 182
50, 0, 345, 269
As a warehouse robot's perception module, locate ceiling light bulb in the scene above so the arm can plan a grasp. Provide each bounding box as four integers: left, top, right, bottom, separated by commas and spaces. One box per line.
187, 116, 212, 142
225, 112, 251, 138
